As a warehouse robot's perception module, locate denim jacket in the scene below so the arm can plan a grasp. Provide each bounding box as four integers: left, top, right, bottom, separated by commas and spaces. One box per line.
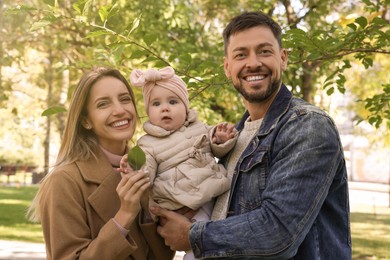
189, 84, 351, 259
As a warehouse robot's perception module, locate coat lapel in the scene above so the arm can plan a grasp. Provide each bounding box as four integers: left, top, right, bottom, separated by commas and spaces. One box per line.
76, 149, 121, 222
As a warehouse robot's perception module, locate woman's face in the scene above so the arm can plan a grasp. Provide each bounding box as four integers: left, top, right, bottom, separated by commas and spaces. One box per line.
84, 76, 137, 154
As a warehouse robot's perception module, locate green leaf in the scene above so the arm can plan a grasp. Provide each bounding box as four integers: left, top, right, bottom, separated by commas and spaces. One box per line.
4, 5, 36, 15
130, 50, 148, 59
361, 0, 375, 7
306, 51, 322, 61
127, 145, 146, 171
72, 2, 82, 15
142, 56, 160, 63
82, 0, 92, 16
336, 74, 346, 85
342, 60, 352, 69
30, 20, 52, 31
144, 33, 157, 46
287, 28, 307, 36
128, 16, 141, 35
347, 23, 357, 32
338, 86, 346, 94
372, 17, 388, 25
84, 30, 112, 38
179, 53, 192, 64
362, 57, 374, 69
355, 16, 368, 29
43, 0, 57, 6
41, 107, 67, 116
326, 87, 334, 96
98, 6, 109, 22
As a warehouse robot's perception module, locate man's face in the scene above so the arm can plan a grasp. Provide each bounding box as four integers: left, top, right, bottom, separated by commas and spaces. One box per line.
224, 26, 287, 103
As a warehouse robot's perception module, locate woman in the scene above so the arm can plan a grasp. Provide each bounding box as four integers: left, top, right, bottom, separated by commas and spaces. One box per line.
28, 67, 174, 260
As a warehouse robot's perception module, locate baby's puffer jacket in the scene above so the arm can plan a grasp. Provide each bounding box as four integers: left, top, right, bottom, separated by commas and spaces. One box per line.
138, 110, 237, 210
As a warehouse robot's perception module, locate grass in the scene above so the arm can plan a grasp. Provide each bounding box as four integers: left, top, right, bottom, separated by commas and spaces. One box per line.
0, 185, 43, 243
350, 204, 390, 260
0, 184, 390, 259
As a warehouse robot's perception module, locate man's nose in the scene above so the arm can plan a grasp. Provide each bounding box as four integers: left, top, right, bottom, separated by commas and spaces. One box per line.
246, 53, 262, 69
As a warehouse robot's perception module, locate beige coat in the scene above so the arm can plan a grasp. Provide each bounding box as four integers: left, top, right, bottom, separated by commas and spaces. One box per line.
138, 110, 237, 210
39, 148, 174, 260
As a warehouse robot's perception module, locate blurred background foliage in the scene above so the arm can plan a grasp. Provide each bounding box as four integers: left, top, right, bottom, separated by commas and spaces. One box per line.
0, 0, 389, 174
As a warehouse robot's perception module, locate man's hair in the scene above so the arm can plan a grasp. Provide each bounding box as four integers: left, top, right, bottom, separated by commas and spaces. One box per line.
223, 11, 283, 55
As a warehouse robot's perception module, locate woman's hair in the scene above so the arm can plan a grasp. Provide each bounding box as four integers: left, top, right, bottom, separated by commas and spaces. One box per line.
223, 11, 283, 55
27, 67, 138, 222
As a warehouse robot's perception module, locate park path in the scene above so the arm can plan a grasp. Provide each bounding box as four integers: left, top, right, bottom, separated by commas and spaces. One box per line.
0, 240, 185, 260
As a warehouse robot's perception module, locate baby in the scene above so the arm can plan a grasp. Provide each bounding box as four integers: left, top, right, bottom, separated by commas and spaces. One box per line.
120, 66, 237, 259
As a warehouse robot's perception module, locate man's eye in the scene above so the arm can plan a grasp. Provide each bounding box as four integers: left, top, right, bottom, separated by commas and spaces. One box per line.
258, 49, 272, 55
234, 53, 245, 59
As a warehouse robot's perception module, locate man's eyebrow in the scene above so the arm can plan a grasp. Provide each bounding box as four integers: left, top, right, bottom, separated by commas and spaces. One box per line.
232, 46, 247, 52
232, 42, 274, 52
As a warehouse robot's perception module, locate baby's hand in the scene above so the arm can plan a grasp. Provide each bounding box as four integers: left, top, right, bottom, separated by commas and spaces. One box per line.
117, 154, 133, 175
212, 122, 237, 144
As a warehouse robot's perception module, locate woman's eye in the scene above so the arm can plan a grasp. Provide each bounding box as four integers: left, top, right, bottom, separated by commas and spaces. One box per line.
121, 97, 132, 103
97, 102, 108, 108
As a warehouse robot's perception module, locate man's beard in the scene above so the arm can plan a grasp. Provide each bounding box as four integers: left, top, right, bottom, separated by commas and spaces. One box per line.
234, 76, 281, 103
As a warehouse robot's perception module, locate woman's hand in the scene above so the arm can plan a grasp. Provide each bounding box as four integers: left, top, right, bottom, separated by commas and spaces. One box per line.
114, 169, 150, 229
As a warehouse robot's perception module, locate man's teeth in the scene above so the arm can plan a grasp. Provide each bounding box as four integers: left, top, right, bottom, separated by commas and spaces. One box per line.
112, 120, 128, 127
246, 75, 265, 81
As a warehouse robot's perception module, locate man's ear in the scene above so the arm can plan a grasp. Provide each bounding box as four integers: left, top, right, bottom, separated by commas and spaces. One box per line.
224, 56, 231, 79
281, 48, 288, 71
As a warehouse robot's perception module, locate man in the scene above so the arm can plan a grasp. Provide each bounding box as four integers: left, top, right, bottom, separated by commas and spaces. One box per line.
151, 11, 351, 259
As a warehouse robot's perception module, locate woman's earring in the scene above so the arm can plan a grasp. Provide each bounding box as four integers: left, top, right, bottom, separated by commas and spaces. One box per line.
85, 123, 91, 130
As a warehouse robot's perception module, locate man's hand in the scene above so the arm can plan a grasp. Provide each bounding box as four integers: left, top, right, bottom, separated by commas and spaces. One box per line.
150, 206, 192, 251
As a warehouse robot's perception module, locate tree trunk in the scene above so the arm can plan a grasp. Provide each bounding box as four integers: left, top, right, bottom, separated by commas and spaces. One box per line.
57, 57, 69, 139
43, 50, 53, 175
301, 63, 313, 103
301, 61, 321, 103
0, 0, 3, 91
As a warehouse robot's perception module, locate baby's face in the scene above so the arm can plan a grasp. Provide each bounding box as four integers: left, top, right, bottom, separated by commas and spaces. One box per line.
148, 86, 187, 131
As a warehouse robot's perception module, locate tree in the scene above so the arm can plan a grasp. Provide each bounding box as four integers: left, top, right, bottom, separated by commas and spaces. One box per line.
1, 0, 389, 170
23, 0, 388, 125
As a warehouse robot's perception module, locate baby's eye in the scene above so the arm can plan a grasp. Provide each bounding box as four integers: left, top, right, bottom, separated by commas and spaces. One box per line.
169, 99, 178, 105
152, 101, 160, 106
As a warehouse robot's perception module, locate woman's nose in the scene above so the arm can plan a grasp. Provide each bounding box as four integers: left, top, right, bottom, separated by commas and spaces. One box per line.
112, 102, 126, 114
